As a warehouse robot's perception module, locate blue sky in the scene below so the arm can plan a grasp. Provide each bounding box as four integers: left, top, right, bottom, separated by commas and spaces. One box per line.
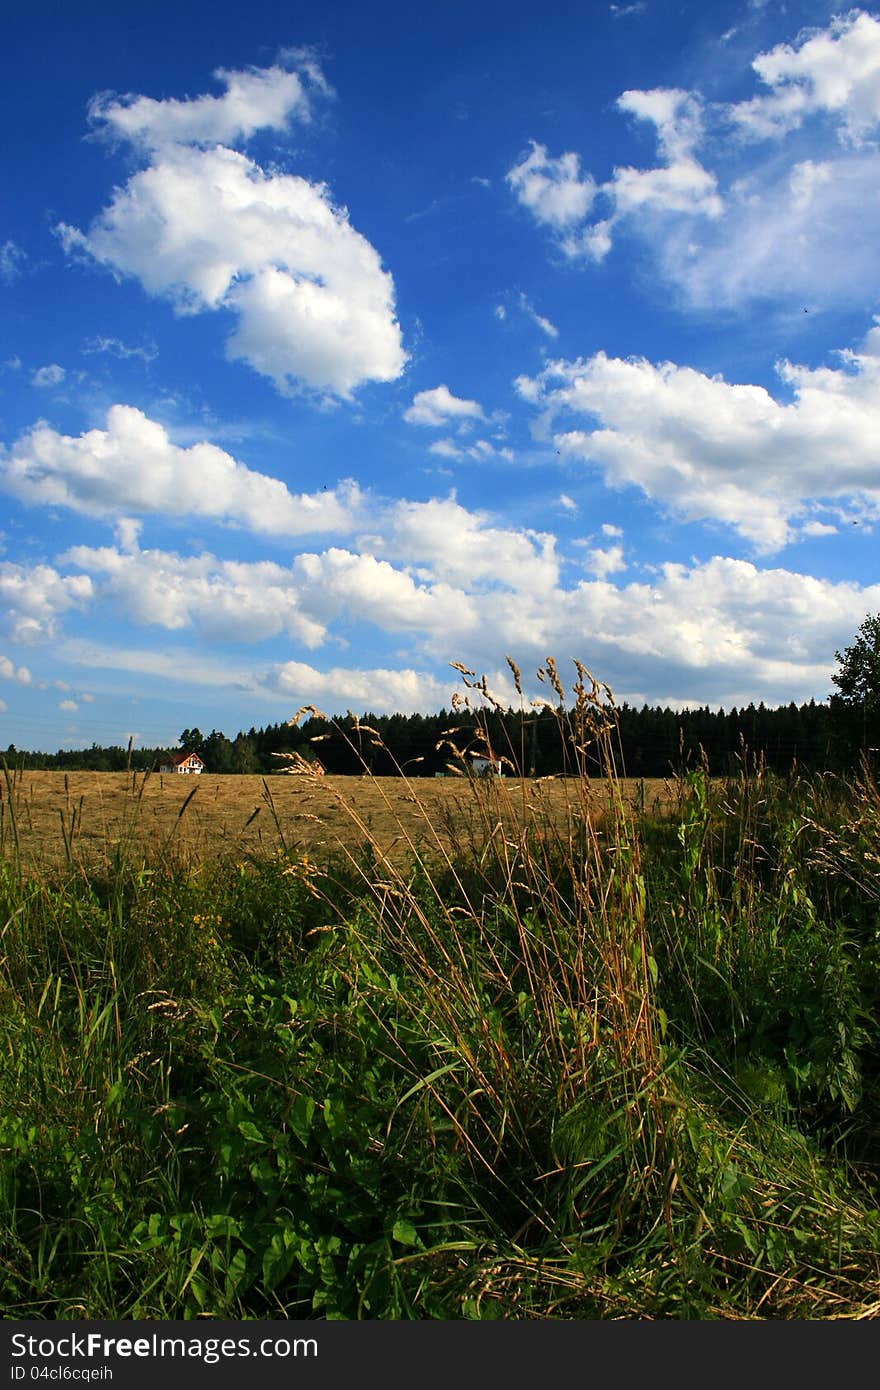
2, 0, 880, 751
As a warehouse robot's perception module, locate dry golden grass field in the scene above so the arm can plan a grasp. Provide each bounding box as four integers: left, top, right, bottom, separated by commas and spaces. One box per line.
0, 768, 678, 873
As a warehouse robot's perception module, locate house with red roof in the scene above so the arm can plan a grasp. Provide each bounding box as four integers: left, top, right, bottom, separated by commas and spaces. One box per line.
159, 751, 205, 775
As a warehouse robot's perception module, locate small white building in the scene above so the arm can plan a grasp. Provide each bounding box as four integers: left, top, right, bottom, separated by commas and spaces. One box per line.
160, 751, 205, 775
470, 756, 502, 777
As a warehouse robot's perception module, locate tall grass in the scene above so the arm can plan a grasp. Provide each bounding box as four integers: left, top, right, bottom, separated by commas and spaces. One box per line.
0, 662, 878, 1319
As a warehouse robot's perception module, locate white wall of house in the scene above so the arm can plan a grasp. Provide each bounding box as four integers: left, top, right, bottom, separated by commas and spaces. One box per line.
471, 757, 502, 776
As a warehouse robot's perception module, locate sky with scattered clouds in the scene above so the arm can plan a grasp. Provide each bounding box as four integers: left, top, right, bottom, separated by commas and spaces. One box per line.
2, 0, 880, 750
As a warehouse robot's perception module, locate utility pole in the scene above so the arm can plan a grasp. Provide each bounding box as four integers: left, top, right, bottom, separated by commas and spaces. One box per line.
520, 713, 539, 777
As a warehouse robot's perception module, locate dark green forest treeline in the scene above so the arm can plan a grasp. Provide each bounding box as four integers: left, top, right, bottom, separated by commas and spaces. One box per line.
5, 695, 869, 776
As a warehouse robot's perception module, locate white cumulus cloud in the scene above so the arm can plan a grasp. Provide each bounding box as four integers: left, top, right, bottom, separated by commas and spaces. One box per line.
0, 562, 92, 643
379, 496, 559, 595
269, 660, 455, 715
509, 90, 720, 264
506, 142, 597, 229
508, 12, 880, 310
39, 536, 880, 711
291, 547, 478, 639
457, 557, 880, 710
42, 550, 878, 711
584, 544, 626, 578
89, 54, 328, 150
59, 63, 406, 399
59, 539, 481, 651
403, 384, 485, 427
517, 323, 880, 551
61, 543, 328, 646
729, 11, 880, 144
3, 405, 364, 537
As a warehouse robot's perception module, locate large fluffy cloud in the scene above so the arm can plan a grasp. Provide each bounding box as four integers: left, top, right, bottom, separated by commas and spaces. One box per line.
290, 548, 478, 638
503, 555, 880, 709
517, 324, 880, 550
378, 496, 559, 594
59, 63, 406, 398
59, 541, 479, 648
424, 558, 880, 712
507, 11, 880, 308
47, 526, 880, 710
729, 10, 880, 144
60, 544, 326, 645
3, 405, 363, 536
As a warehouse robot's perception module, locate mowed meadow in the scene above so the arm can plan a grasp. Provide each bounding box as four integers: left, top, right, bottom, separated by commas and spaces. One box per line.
2, 674, 880, 1320
0, 766, 676, 873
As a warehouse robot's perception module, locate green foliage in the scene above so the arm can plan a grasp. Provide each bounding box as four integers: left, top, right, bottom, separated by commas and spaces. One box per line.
831, 612, 880, 762
2, 699, 880, 1318
832, 613, 880, 711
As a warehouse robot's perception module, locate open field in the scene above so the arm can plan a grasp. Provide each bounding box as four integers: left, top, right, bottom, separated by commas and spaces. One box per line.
0, 767, 678, 872
2, 751, 879, 1319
